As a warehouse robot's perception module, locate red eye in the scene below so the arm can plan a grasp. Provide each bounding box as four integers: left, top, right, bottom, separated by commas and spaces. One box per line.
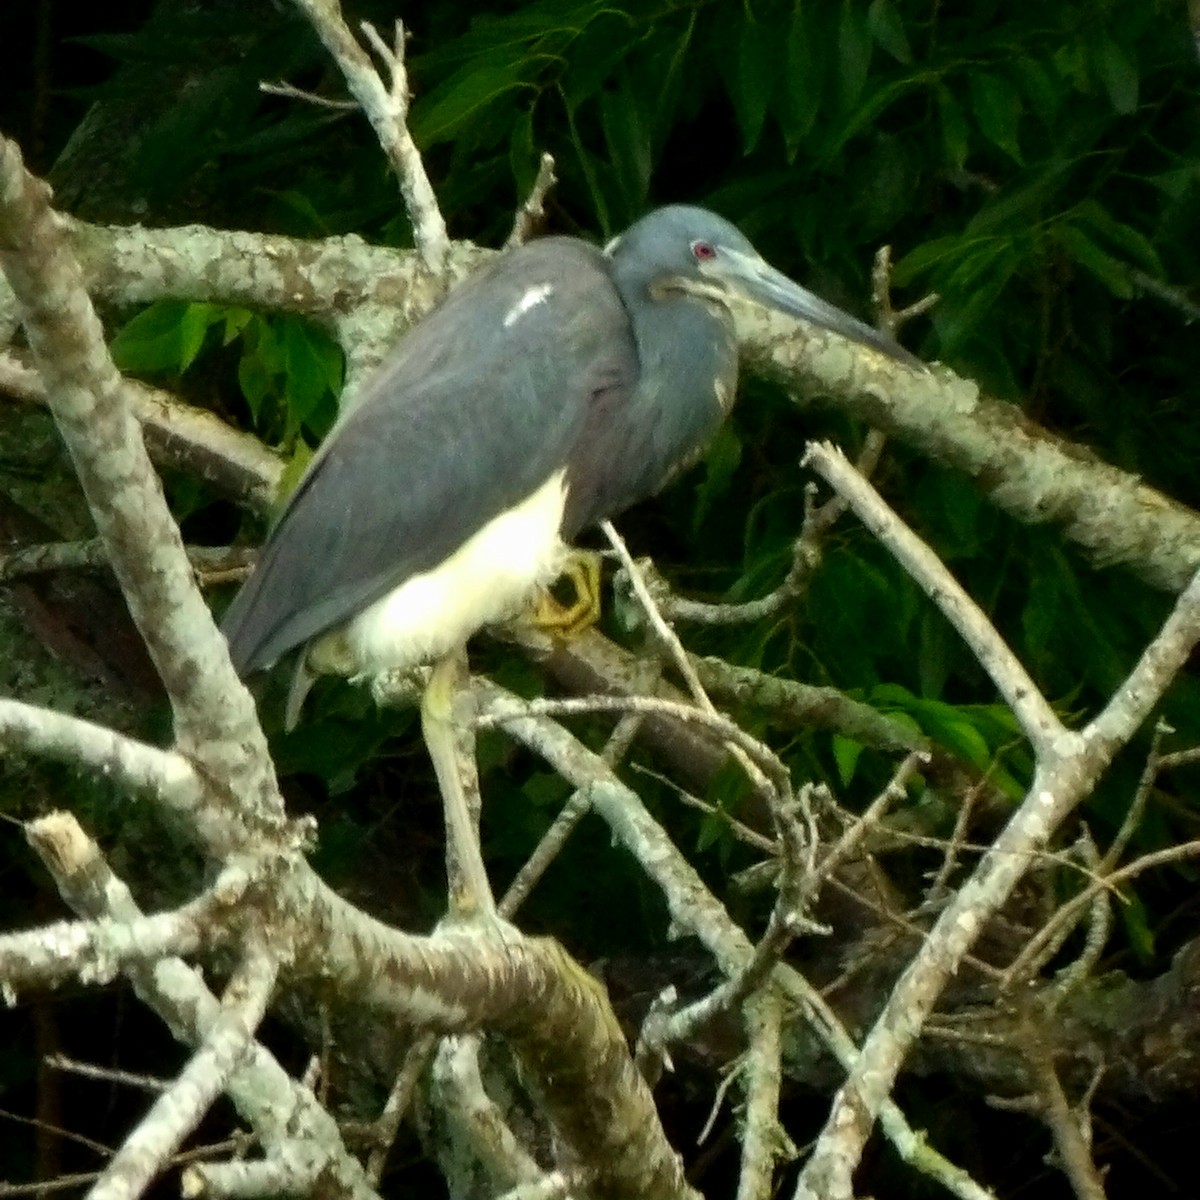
691, 240, 717, 261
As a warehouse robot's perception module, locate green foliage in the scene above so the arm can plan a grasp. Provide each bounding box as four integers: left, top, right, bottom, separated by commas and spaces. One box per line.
112, 300, 342, 447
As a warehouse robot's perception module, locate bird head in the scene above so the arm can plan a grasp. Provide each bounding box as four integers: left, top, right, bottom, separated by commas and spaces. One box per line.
607, 205, 918, 366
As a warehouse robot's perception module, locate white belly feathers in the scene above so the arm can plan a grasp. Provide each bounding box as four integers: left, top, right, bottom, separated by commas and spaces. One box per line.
332, 469, 569, 677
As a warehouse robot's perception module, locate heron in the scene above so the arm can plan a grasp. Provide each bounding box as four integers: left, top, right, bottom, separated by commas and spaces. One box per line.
222, 205, 916, 907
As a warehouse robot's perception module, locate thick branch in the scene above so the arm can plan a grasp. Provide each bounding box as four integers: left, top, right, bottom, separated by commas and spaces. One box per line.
0, 135, 283, 835
737, 304, 1200, 593
2, 209, 1195, 601
89, 942, 278, 1200
27, 813, 380, 1200
1, 352, 282, 511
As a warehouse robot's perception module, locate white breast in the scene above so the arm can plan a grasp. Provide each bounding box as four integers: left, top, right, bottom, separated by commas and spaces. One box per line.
339, 470, 569, 677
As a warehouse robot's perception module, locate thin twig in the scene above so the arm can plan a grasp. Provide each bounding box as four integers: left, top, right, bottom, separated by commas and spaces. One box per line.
657, 429, 889, 627
0, 540, 255, 586
505, 153, 557, 249
476, 693, 790, 802
871, 243, 938, 339
87, 941, 279, 1200
259, 80, 358, 110
290, 2, 448, 267
499, 711, 644, 918
735, 993, 791, 1200
1015, 1001, 1107, 1200
1001, 836, 1200, 992
803, 441, 1063, 755
366, 1032, 438, 1183
797, 752, 927, 912
45, 1055, 169, 1094
642, 791, 826, 1070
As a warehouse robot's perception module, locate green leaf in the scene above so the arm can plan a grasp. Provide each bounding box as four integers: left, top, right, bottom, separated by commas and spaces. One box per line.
893, 234, 972, 283
222, 307, 255, 346
600, 76, 653, 216
274, 439, 315, 511
1092, 36, 1138, 115
522, 771, 571, 809
564, 93, 611, 236
837, 2, 873, 115
937, 88, 969, 173
1008, 57, 1062, 124
831, 76, 924, 152
931, 252, 1019, 350
832, 735, 864, 786
509, 108, 538, 198
696, 811, 726, 853
178, 302, 221, 371
734, 14, 775, 154
1057, 226, 1135, 298
1117, 891, 1155, 963
111, 300, 191, 374
560, 10, 637, 111
780, 3, 825, 158
412, 62, 531, 146
237, 352, 272, 425
1074, 199, 1164, 276
693, 424, 743, 535
968, 71, 1023, 163
283, 321, 339, 427
866, 0, 912, 64
644, 14, 695, 152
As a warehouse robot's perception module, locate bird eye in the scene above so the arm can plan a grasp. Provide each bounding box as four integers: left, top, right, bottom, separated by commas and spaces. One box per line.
691, 240, 717, 261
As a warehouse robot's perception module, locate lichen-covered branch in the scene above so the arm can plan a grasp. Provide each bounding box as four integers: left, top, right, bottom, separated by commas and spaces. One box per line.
0, 134, 282, 832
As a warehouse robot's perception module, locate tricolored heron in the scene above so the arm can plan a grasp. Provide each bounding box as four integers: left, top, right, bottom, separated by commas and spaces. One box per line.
221, 205, 916, 905
223, 205, 914, 695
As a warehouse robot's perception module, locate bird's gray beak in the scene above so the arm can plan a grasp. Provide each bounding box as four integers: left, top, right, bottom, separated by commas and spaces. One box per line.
720, 248, 920, 367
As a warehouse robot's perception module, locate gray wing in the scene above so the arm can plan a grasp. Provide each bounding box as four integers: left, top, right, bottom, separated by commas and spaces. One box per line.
223, 238, 637, 674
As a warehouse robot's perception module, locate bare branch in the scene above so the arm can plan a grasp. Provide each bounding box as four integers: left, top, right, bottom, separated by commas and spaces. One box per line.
259, 80, 358, 110
737, 307, 1200, 595
476, 693, 790, 802
0, 852, 247, 993
871, 243, 938, 338
792, 566, 1200, 1198
365, 1032, 437, 1183
499, 710, 644, 919
475, 679, 995, 1200
0, 540, 254, 585
1, 352, 283, 512
736, 994, 791, 1200
0, 701, 255, 859
803, 441, 1062, 753
88, 942, 279, 1200
506, 153, 558, 249
290, 2, 448, 268
1015, 1005, 1107, 1200
0, 134, 283, 832
25, 812, 381, 1200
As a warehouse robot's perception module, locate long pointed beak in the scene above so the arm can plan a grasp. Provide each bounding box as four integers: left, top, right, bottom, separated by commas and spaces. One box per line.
720, 249, 921, 368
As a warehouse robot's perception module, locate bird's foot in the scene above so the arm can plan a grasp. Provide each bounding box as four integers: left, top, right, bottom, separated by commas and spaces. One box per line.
530, 550, 603, 637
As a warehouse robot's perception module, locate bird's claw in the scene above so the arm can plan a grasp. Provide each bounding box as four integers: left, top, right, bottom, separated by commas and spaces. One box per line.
530, 550, 603, 637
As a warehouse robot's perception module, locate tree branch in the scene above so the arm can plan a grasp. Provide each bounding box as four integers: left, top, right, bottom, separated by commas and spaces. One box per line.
0, 134, 283, 832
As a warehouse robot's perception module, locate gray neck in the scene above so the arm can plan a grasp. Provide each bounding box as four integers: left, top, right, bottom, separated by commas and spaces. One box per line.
610, 265, 739, 500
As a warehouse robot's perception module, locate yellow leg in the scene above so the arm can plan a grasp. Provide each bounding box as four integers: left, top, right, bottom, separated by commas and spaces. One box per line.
422, 651, 495, 918
530, 550, 603, 637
